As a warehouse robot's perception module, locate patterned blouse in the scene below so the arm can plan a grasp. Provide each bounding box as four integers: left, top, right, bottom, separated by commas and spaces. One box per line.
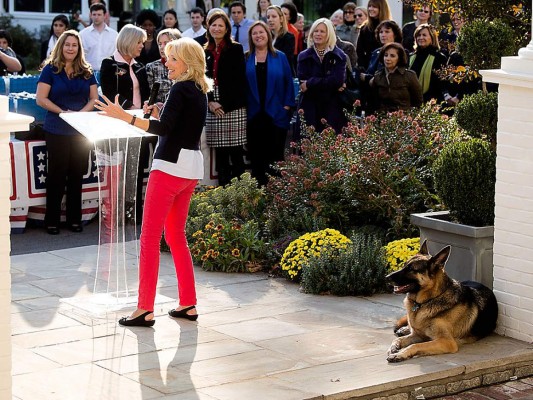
146, 59, 173, 103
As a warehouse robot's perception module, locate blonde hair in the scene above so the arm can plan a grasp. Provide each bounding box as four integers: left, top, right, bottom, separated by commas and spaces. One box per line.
267, 5, 288, 37
44, 30, 93, 79
157, 28, 182, 42
307, 18, 337, 49
116, 24, 147, 58
165, 37, 213, 94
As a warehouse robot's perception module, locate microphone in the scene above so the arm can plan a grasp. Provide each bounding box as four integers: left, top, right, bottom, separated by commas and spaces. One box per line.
143, 82, 161, 118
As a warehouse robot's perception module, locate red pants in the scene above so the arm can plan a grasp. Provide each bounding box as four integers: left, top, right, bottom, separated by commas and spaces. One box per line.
137, 170, 198, 310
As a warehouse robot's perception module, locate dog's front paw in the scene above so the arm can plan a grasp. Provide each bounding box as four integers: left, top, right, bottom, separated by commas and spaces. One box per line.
387, 351, 409, 363
387, 339, 401, 356
394, 326, 411, 337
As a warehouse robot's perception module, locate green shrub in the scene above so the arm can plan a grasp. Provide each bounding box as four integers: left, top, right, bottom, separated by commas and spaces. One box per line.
433, 139, 496, 226
186, 173, 265, 243
190, 217, 266, 273
454, 91, 498, 146
300, 231, 388, 296
457, 19, 518, 71
266, 103, 461, 240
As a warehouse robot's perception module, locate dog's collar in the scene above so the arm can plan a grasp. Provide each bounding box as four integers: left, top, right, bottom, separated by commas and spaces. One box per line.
410, 288, 449, 312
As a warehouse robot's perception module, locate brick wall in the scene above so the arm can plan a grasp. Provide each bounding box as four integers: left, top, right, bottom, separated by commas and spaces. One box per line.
483, 55, 533, 343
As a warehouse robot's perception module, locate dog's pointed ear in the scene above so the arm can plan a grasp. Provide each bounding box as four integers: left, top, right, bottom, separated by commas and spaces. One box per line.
419, 240, 429, 255
430, 246, 451, 270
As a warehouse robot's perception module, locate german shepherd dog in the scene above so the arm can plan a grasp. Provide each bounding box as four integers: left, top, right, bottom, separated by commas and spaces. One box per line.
385, 241, 498, 363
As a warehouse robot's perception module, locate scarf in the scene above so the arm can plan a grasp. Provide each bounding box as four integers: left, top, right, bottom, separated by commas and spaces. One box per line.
409, 52, 434, 95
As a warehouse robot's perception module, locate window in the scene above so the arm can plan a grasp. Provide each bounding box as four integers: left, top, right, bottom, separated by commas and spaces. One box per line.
51, 0, 80, 13
14, 0, 45, 12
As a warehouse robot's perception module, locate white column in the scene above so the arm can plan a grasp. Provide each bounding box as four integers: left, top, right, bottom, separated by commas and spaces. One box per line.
0, 96, 33, 400
481, 33, 533, 342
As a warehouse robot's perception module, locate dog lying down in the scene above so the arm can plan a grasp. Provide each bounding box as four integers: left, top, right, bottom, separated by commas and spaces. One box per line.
385, 241, 498, 363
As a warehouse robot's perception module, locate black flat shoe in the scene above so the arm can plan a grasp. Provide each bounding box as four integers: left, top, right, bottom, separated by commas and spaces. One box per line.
47, 227, 60, 235
118, 311, 155, 327
168, 306, 198, 321
69, 224, 83, 233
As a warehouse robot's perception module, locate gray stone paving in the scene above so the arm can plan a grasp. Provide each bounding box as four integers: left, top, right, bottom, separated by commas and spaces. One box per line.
10, 243, 533, 399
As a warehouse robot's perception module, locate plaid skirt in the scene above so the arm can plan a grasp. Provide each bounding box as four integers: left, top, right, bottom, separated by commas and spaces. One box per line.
205, 86, 247, 147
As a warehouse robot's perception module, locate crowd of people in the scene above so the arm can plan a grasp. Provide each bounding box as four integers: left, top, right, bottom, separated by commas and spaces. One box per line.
21, 0, 479, 238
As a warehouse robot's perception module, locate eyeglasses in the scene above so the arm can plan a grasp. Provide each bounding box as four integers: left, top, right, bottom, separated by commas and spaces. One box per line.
344, 10, 355, 14
355, 13, 364, 17
418, 9, 430, 13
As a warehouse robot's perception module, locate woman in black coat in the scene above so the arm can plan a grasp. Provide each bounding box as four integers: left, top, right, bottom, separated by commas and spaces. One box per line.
356, 0, 392, 71
100, 24, 150, 109
204, 10, 248, 186
100, 24, 151, 220
408, 23, 448, 103
266, 5, 295, 74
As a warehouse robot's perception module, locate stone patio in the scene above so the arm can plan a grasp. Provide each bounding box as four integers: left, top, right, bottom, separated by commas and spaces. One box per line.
10, 243, 533, 400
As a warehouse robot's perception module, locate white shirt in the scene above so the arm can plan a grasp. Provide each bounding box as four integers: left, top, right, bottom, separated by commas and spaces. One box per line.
151, 151, 204, 180
181, 26, 207, 39
79, 24, 118, 71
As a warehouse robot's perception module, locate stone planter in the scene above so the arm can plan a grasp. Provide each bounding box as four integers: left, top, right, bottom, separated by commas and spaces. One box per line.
410, 211, 494, 289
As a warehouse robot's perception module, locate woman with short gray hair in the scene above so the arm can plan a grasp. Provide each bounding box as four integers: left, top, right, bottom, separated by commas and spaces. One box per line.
100, 24, 150, 109
99, 23, 151, 221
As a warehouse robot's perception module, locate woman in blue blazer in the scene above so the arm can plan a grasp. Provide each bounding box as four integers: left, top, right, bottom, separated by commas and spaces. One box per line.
245, 21, 295, 186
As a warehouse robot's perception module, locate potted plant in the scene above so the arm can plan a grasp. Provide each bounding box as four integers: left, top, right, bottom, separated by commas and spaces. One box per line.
411, 138, 496, 288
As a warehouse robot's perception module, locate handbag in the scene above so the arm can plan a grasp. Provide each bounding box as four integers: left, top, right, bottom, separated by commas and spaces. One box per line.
339, 67, 361, 111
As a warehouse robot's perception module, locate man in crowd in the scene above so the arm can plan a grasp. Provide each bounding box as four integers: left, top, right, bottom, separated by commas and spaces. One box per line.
228, 1, 253, 53
79, 3, 118, 72
182, 7, 207, 39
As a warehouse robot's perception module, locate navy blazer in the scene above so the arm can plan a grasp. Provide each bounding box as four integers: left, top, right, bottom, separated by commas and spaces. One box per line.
245, 50, 295, 130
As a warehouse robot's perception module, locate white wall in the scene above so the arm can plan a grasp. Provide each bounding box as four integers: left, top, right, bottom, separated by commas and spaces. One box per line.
0, 97, 33, 400
482, 51, 533, 343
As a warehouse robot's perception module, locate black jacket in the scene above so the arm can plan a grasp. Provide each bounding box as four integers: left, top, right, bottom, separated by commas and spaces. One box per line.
356, 21, 380, 71
100, 56, 150, 109
409, 46, 448, 103
274, 32, 295, 74
205, 41, 247, 113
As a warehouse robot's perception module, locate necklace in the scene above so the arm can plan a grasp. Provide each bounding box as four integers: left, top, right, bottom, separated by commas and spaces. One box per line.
315, 46, 326, 59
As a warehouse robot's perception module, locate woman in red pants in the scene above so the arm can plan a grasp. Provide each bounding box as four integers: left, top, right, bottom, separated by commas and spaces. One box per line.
95, 37, 213, 326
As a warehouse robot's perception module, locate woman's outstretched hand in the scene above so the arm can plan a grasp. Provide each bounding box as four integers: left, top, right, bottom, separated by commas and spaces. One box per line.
95, 94, 130, 123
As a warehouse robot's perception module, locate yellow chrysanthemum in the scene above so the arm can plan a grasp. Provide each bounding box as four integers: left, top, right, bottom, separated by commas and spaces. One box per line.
384, 238, 420, 273
280, 229, 351, 280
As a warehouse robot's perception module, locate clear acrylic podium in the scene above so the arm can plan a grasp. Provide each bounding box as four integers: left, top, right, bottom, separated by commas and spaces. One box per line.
59, 111, 165, 315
